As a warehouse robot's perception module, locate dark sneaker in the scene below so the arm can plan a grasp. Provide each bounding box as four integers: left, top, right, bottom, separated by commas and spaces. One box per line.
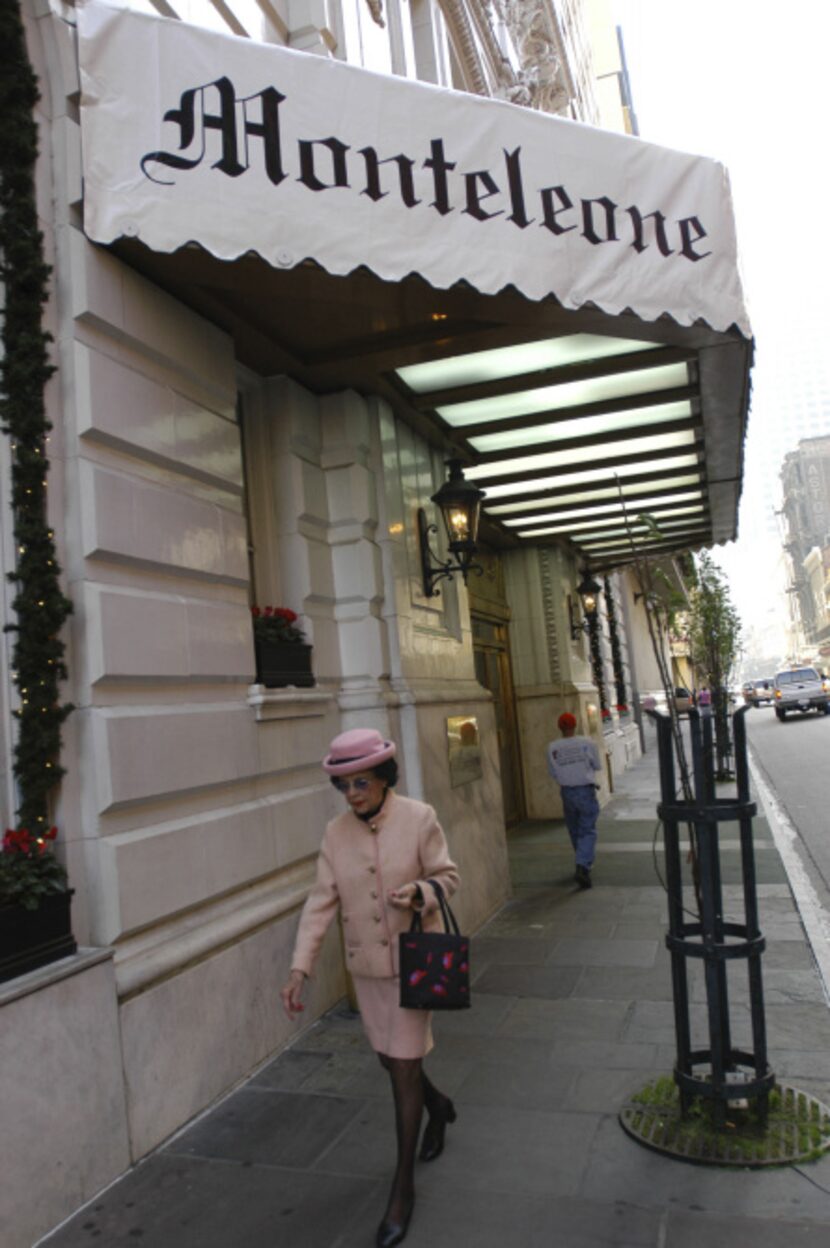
575, 865, 592, 890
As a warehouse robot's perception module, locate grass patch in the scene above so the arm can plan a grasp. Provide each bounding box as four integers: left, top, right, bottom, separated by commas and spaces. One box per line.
621, 1076, 830, 1167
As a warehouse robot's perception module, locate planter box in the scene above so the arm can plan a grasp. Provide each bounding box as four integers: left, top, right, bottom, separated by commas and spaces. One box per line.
0, 890, 77, 984
254, 638, 315, 688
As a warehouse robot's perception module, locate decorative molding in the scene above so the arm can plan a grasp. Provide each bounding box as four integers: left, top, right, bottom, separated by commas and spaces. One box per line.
0, 947, 113, 1008
437, 0, 490, 95
114, 862, 315, 999
365, 0, 385, 28
537, 547, 561, 681
492, 0, 572, 114
247, 684, 334, 721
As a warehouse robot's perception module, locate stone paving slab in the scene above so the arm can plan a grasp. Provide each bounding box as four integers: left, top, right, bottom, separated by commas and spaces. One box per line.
164, 1087, 365, 1169
664, 1210, 830, 1247
40, 1154, 381, 1248
472, 962, 582, 998
581, 1114, 830, 1221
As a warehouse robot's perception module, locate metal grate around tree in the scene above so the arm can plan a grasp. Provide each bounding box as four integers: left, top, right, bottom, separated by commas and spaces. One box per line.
619, 704, 830, 1167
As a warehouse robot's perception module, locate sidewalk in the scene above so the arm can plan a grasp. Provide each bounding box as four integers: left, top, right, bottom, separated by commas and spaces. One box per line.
42, 725, 830, 1247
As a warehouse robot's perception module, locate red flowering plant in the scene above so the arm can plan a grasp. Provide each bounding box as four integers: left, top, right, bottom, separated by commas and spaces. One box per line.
250, 605, 306, 644
0, 825, 67, 910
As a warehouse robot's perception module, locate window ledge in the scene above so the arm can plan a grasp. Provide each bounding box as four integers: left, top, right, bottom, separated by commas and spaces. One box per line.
0, 946, 114, 1007
247, 683, 334, 721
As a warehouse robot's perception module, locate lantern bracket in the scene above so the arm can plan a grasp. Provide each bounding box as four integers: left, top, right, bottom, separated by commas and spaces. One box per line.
418, 508, 483, 598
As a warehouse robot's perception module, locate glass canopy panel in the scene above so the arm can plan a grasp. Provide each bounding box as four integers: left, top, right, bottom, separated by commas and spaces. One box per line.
571, 510, 704, 539
503, 500, 704, 529
484, 475, 703, 514
466, 431, 697, 480
499, 489, 698, 524
395, 335, 661, 394
436, 363, 689, 428
477, 455, 701, 499
577, 526, 708, 549
504, 501, 698, 531
469, 400, 692, 454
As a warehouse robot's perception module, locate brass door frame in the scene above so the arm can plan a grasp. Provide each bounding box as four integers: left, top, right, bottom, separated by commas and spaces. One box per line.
472, 612, 525, 826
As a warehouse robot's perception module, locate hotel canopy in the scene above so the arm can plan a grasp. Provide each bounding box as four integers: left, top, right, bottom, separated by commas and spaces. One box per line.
78, 1, 752, 571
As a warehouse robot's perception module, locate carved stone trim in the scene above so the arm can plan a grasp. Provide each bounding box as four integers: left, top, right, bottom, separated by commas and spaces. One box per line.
492, 0, 572, 114
437, 0, 489, 95
365, 0, 385, 28
538, 547, 561, 681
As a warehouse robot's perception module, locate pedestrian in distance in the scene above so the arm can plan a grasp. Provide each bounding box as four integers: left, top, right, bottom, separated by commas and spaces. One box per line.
546, 711, 602, 889
280, 728, 460, 1248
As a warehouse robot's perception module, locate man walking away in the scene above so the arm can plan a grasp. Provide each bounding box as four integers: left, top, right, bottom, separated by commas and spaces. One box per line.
546, 712, 602, 889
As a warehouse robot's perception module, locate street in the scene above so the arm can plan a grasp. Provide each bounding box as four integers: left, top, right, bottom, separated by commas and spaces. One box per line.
746, 704, 830, 989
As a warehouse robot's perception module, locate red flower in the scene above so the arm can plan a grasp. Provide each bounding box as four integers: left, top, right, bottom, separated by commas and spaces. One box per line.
3, 828, 33, 854
263, 606, 274, 617
251, 606, 261, 618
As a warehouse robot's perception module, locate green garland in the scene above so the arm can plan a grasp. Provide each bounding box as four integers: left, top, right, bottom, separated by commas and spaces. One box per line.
603, 575, 628, 709
1, 1, 73, 834
587, 610, 608, 716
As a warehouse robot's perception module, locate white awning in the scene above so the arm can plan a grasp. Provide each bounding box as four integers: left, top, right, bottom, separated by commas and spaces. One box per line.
77, 1, 750, 340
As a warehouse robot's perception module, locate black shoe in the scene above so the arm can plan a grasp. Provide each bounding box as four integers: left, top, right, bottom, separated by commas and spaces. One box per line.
575, 865, 592, 890
376, 1198, 414, 1248
419, 1099, 457, 1162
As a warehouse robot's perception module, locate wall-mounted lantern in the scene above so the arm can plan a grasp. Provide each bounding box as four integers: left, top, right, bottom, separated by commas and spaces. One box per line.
570, 568, 602, 639
418, 458, 486, 598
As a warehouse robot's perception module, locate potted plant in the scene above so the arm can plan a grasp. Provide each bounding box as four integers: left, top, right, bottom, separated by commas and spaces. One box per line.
0, 825, 76, 983
251, 605, 315, 688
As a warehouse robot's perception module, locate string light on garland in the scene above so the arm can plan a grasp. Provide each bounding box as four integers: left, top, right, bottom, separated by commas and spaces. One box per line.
1, 0, 74, 841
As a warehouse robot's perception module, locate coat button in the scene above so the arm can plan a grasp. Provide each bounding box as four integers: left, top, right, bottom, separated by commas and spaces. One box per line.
373, 915, 381, 923
368, 866, 376, 874
381, 938, 389, 947
370, 890, 378, 899
369, 824, 378, 833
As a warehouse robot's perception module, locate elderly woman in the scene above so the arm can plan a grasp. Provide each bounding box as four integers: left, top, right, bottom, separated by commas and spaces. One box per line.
280, 728, 460, 1248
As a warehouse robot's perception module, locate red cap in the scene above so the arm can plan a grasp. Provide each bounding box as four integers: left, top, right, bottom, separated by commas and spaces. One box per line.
558, 712, 577, 731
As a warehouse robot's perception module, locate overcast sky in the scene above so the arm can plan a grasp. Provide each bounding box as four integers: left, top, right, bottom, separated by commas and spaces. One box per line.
612, 0, 830, 651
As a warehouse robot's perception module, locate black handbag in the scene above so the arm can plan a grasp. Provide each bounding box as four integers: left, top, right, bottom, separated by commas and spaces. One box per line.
399, 879, 470, 1010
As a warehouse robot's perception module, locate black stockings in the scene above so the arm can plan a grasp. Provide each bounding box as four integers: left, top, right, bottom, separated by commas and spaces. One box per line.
378, 1055, 423, 1225
421, 1069, 449, 1120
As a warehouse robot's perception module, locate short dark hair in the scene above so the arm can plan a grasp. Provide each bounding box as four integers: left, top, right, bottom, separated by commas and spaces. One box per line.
372, 758, 399, 788
329, 757, 399, 789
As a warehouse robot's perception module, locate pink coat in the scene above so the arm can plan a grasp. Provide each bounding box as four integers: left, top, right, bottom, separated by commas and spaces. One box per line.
291, 792, 459, 979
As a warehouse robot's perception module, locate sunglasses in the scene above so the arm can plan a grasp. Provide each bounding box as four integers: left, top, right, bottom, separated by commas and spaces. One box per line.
333, 777, 373, 793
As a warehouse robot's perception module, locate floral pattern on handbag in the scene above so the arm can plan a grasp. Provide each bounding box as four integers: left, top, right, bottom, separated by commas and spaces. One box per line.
398, 879, 470, 1010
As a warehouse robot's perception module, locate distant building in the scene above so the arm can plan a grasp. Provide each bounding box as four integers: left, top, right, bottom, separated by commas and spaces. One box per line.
780, 436, 830, 645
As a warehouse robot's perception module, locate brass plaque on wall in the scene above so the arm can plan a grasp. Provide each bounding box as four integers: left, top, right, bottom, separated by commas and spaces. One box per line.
447, 716, 483, 788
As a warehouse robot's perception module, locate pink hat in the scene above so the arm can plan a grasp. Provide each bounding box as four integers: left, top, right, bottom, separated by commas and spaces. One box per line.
322, 728, 397, 776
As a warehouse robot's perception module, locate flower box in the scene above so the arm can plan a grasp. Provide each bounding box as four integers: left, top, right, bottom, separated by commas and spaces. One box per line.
254, 638, 315, 688
0, 890, 77, 984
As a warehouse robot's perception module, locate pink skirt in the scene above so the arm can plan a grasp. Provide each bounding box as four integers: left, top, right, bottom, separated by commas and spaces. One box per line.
353, 974, 434, 1059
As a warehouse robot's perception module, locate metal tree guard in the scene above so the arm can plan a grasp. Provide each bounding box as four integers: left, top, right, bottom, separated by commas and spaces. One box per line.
652, 703, 773, 1126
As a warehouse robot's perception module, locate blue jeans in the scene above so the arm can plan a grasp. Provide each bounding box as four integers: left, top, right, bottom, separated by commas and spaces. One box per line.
561, 784, 599, 869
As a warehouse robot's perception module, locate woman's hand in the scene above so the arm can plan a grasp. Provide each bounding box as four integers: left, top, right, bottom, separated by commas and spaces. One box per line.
280, 968, 307, 1019
388, 882, 424, 910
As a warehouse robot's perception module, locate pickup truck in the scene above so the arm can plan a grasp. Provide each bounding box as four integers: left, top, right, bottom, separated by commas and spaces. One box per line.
773, 667, 830, 720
